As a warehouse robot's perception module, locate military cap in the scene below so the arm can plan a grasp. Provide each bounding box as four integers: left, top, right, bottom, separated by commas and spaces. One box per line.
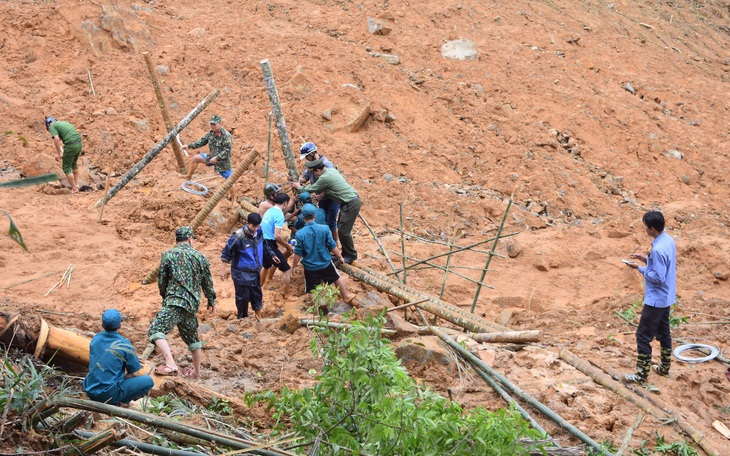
305, 158, 324, 169
209, 115, 222, 124
175, 226, 195, 241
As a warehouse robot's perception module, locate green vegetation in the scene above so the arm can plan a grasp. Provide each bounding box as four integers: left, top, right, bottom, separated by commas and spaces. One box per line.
248, 284, 550, 455
2, 211, 28, 252
618, 298, 689, 329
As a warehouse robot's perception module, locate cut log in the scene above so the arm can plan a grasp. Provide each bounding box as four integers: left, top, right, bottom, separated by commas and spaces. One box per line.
471, 330, 541, 344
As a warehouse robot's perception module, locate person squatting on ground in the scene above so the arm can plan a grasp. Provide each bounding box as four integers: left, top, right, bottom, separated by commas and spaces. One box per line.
183, 115, 235, 201
45, 116, 83, 193
623, 210, 677, 386
297, 142, 340, 244
291, 158, 361, 264
148, 226, 216, 378
83, 309, 154, 406
260, 193, 294, 295
291, 204, 354, 314
220, 212, 280, 319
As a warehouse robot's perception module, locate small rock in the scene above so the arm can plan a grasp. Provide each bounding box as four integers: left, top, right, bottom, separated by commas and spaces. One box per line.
367, 17, 391, 35
371, 53, 400, 65
199, 324, 212, 334
322, 109, 332, 121
663, 149, 682, 160
625, 83, 635, 94
682, 175, 691, 184
397, 177, 408, 183
382, 173, 395, 181
535, 263, 548, 272
565, 34, 581, 44
713, 271, 729, 281
503, 239, 522, 258
384, 112, 397, 123
156, 65, 169, 75
440, 39, 477, 60
241, 331, 253, 339
130, 118, 148, 133
372, 109, 388, 122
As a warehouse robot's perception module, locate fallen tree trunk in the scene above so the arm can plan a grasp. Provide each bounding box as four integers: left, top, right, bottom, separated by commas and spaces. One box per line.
142, 148, 260, 284
260, 59, 298, 182
94, 89, 220, 208
471, 330, 541, 344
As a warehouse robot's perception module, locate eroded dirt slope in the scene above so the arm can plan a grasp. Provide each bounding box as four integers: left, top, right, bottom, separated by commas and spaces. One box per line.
1, 0, 729, 452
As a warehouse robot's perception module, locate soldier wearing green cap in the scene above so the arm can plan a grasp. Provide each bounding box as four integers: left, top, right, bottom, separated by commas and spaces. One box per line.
183, 115, 234, 198
148, 226, 216, 378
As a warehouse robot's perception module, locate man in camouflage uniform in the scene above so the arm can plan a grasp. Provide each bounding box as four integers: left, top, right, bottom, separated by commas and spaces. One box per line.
45, 116, 83, 193
183, 115, 235, 200
148, 226, 216, 378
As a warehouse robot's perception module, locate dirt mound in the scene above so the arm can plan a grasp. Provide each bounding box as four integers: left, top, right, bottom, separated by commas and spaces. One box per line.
1, 0, 729, 452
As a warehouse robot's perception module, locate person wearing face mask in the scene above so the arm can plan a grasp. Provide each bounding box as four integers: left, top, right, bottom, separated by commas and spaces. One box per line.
220, 212, 280, 319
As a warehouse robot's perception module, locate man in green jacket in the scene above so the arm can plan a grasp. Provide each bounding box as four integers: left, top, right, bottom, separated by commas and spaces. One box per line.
45, 116, 82, 193
148, 226, 216, 378
291, 159, 361, 264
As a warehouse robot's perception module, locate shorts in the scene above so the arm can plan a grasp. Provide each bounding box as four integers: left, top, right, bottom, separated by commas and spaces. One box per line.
263, 239, 291, 272
61, 142, 82, 175
200, 154, 231, 178
147, 305, 202, 350
304, 262, 340, 293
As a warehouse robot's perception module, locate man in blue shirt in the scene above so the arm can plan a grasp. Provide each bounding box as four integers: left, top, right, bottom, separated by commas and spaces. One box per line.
297, 142, 340, 244
84, 309, 154, 406
293, 192, 326, 231
623, 211, 677, 385
220, 212, 279, 319
292, 204, 355, 314
260, 193, 293, 295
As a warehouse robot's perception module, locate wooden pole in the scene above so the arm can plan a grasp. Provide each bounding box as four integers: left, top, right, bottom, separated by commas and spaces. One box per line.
471, 197, 512, 313
142, 148, 260, 284
399, 203, 407, 285
358, 213, 401, 281
471, 330, 541, 344
388, 250, 495, 288
298, 320, 397, 335
64, 423, 125, 456
143, 51, 187, 173
558, 349, 718, 455
435, 227, 458, 325
50, 397, 291, 456
385, 228, 494, 255
386, 298, 429, 313
260, 59, 298, 182
265, 112, 272, 184
432, 328, 612, 456
617, 412, 644, 456
386, 231, 518, 277
348, 262, 510, 332
94, 89, 220, 208
337, 262, 505, 334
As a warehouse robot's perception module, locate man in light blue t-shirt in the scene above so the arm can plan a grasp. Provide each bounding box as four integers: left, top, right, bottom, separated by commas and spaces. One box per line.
260, 193, 293, 295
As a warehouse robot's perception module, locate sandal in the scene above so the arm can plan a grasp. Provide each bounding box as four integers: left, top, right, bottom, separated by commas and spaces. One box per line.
153, 365, 178, 376
344, 295, 357, 305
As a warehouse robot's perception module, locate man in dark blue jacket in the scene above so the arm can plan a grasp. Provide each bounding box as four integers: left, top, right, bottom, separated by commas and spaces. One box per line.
221, 213, 279, 319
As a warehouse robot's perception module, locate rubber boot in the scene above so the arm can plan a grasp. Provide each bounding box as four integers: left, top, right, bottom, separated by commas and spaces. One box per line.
653, 348, 671, 377
623, 353, 652, 384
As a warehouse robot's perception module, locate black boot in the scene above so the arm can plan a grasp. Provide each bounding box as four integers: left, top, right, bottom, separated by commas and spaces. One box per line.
623, 353, 652, 384
653, 348, 671, 377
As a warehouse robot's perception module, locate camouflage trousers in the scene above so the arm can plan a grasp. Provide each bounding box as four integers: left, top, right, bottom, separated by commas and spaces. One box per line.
148, 305, 202, 351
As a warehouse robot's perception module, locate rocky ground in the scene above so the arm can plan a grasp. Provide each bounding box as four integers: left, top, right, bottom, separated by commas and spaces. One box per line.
1, 0, 729, 453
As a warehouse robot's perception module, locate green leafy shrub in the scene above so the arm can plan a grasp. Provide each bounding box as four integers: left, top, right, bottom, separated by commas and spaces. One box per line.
248, 303, 547, 455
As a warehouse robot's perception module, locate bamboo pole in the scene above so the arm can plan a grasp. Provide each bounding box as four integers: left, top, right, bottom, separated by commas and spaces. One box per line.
558, 350, 717, 455
143, 51, 187, 173
431, 328, 611, 456
142, 148, 260, 284
260, 59, 298, 182
435, 227, 459, 325
337, 262, 504, 334
265, 113, 272, 184
349, 263, 510, 332
50, 411, 91, 434
616, 412, 644, 456
399, 203, 407, 285
388, 250, 495, 288
75, 430, 205, 456
1, 269, 66, 290
386, 231, 518, 277
471, 330, 541, 344
386, 298, 429, 313
51, 397, 291, 456
471, 197, 512, 313
94, 89, 220, 208
384, 227, 493, 255
358, 213, 401, 281
65, 423, 125, 456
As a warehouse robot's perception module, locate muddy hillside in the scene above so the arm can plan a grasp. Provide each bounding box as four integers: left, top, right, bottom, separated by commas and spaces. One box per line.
1, 0, 729, 452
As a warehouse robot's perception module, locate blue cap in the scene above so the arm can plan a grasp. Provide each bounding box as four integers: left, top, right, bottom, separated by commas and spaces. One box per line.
299, 192, 311, 203
301, 203, 317, 218
102, 309, 123, 331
